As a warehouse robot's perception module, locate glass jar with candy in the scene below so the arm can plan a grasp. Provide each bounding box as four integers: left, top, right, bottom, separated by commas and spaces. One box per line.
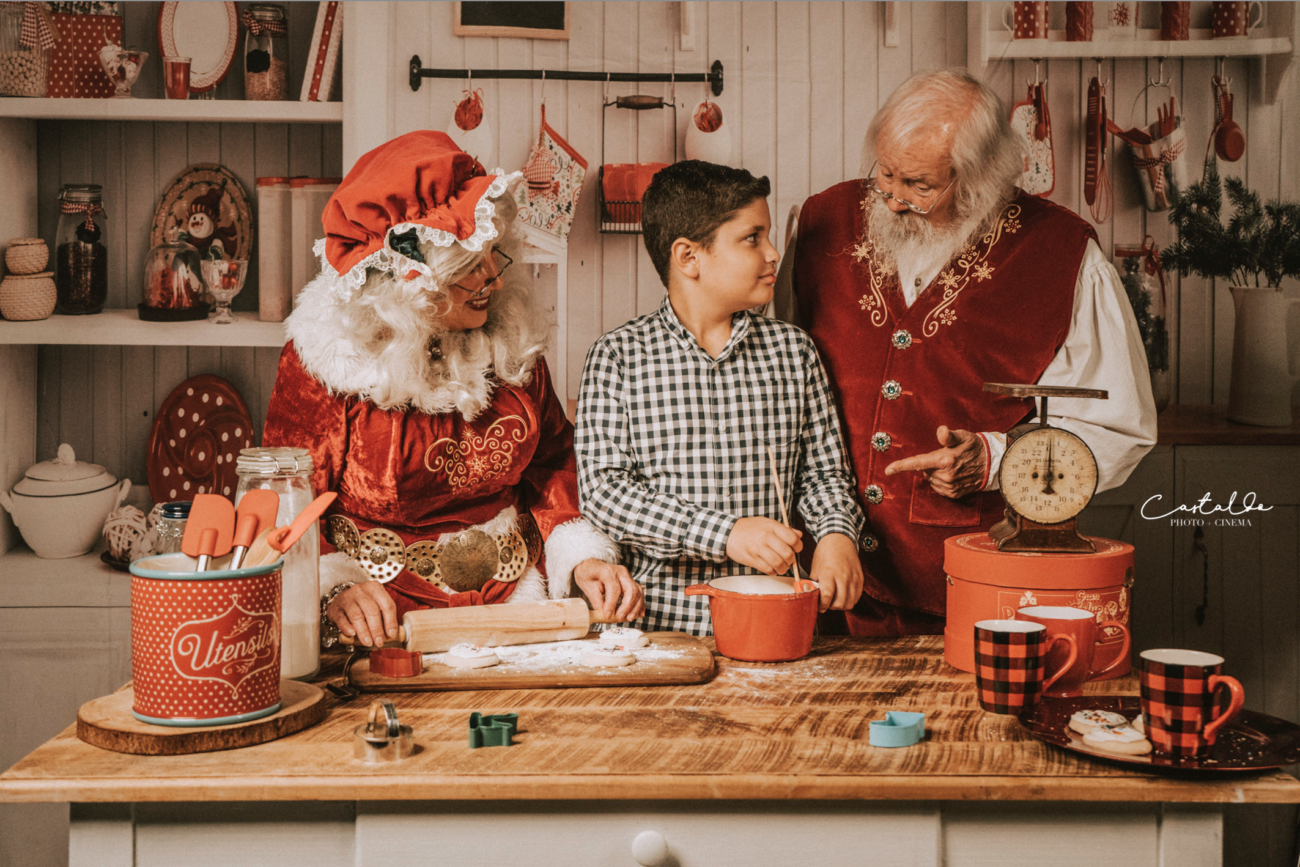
54, 184, 108, 315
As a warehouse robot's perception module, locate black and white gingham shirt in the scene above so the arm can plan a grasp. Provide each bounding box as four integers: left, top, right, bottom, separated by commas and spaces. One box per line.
575, 297, 865, 636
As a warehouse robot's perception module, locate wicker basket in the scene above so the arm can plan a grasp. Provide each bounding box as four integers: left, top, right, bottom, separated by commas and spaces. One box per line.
5, 238, 50, 275
0, 271, 57, 320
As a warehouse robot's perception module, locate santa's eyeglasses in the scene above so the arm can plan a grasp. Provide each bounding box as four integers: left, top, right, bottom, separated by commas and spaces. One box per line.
864, 161, 956, 215
451, 247, 513, 297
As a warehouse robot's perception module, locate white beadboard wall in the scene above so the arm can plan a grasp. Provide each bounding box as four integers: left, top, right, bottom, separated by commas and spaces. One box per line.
32, 1, 342, 486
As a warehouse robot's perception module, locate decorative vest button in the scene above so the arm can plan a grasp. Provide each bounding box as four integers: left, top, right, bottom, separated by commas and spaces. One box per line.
864, 484, 884, 505
871, 432, 892, 451
891, 329, 912, 350
914, 277, 922, 287
861, 532, 880, 552
881, 380, 903, 400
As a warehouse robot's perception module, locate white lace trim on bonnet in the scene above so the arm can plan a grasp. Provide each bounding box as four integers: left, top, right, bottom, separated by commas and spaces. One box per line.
312, 170, 522, 302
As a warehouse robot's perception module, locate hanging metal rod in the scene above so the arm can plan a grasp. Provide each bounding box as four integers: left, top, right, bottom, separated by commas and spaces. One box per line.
409, 57, 724, 96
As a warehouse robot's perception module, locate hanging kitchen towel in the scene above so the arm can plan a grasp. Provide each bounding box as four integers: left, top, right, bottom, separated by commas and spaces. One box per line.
1010, 82, 1054, 196
513, 105, 588, 243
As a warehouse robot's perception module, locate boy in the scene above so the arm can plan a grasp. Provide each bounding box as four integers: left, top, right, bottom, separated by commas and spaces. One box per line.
574, 160, 865, 636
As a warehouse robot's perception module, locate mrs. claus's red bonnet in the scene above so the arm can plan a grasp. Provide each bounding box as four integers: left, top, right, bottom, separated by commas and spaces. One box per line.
315, 130, 520, 297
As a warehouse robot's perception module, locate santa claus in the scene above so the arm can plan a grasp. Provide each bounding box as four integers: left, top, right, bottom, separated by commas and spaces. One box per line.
262, 131, 643, 647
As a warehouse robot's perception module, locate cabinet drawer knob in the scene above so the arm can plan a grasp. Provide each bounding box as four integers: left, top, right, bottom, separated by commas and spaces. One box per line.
631, 829, 669, 866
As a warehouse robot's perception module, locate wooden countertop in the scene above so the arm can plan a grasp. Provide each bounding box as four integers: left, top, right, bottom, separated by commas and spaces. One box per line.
3, 636, 1299, 804
1158, 404, 1300, 445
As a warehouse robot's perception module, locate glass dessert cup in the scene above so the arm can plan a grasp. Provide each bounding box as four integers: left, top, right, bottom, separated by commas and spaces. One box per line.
200, 259, 248, 324
99, 49, 148, 99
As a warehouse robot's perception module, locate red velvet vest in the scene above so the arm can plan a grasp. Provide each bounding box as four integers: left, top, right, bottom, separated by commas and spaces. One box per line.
794, 184, 1097, 617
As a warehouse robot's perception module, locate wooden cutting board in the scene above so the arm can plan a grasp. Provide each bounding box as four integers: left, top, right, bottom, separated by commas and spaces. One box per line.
349, 631, 715, 693
76, 680, 327, 755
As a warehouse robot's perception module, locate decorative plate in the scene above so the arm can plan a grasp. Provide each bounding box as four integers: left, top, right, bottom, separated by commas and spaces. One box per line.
157, 1, 238, 93
1020, 695, 1300, 772
150, 164, 252, 263
147, 375, 255, 505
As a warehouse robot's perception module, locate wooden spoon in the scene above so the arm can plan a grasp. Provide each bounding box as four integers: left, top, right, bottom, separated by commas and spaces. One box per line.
765, 445, 805, 583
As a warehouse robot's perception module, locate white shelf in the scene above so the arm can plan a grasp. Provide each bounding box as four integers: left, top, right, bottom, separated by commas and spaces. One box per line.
0, 542, 130, 608
987, 32, 1293, 59
0, 310, 287, 347
0, 97, 343, 124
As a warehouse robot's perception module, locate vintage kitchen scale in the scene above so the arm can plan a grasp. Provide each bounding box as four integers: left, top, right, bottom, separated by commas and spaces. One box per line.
986, 383, 1105, 554
943, 383, 1135, 676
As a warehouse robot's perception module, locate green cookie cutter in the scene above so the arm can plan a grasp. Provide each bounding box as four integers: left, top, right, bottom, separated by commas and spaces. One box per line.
469, 712, 518, 748
868, 711, 926, 748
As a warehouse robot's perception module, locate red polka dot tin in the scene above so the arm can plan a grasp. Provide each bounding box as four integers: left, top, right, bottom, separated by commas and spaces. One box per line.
129, 552, 283, 726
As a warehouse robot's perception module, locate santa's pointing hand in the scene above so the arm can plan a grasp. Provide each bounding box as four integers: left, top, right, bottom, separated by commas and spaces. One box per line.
884, 425, 987, 500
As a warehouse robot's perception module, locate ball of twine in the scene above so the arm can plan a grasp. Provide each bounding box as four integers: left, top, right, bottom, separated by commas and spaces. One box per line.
103, 505, 148, 561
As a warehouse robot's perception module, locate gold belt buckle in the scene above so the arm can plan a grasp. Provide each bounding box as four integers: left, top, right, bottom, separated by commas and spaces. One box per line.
327, 515, 532, 592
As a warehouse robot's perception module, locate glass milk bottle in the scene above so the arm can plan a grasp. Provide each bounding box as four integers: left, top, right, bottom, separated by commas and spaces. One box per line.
234, 447, 320, 680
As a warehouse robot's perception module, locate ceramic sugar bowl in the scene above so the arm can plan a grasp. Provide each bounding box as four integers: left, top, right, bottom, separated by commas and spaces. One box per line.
0, 444, 131, 558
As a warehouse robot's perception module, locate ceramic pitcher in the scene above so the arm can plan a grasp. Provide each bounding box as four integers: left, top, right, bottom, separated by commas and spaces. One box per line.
1228, 286, 1300, 427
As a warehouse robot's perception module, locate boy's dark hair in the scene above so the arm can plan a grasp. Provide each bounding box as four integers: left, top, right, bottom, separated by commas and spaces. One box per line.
640, 160, 771, 287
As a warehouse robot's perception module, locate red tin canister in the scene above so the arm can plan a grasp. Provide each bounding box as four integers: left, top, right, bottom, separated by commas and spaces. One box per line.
129, 552, 283, 726
943, 532, 1134, 678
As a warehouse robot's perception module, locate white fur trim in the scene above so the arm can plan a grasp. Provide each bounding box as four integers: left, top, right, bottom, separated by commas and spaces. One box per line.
315, 170, 522, 301
320, 552, 370, 598
504, 565, 549, 605
543, 517, 621, 601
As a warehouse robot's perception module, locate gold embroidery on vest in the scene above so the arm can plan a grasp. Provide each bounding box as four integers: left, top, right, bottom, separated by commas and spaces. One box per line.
850, 239, 889, 328
921, 203, 1021, 338
423, 415, 528, 489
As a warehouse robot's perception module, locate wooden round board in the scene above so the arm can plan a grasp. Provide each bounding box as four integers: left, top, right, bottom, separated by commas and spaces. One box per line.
76, 680, 326, 756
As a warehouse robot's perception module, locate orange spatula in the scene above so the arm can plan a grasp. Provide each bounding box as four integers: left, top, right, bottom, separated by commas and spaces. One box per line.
246, 491, 338, 568
229, 489, 280, 570
181, 494, 235, 571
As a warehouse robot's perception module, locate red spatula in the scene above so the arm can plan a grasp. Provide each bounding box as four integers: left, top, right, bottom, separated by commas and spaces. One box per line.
181, 494, 235, 571
228, 489, 280, 570
246, 491, 338, 568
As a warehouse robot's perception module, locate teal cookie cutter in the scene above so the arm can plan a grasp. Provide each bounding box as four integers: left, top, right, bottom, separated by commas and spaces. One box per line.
469, 712, 518, 748
868, 711, 926, 748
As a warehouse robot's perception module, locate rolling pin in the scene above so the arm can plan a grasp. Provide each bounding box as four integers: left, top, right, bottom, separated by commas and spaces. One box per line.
338, 598, 616, 652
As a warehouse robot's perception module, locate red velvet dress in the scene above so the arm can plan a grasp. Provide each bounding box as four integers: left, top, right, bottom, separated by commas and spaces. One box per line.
794, 185, 1097, 634
262, 343, 582, 618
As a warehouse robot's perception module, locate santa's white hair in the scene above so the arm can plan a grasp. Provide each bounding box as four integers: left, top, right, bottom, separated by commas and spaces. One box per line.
860, 69, 1025, 276
287, 191, 552, 421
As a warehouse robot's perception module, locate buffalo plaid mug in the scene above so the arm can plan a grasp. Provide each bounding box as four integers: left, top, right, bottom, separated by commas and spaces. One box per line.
974, 620, 1077, 714
1140, 649, 1245, 756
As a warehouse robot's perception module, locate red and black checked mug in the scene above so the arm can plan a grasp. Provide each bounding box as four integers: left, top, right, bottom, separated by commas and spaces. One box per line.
974, 620, 1077, 715
1140, 649, 1245, 756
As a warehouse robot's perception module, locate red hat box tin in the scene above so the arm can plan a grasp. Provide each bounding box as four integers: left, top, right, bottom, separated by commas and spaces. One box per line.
128, 552, 284, 726
943, 532, 1134, 677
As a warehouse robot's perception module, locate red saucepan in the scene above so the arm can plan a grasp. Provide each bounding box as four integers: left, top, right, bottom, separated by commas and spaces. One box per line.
685, 575, 819, 662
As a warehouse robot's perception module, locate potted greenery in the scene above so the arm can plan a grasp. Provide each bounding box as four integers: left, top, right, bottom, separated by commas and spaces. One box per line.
1161, 161, 1300, 426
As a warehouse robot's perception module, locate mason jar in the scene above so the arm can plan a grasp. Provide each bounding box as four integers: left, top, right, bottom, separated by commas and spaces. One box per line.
243, 4, 288, 101
55, 184, 109, 315
149, 500, 192, 555
235, 446, 319, 680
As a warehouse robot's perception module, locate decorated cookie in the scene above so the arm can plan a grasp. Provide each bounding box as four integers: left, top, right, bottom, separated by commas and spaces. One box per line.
1068, 709, 1130, 736
1082, 723, 1153, 756
444, 643, 501, 669
600, 626, 649, 649
581, 645, 637, 668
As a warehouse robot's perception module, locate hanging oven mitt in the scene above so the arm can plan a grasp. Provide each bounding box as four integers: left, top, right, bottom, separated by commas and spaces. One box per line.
1010, 82, 1054, 197
512, 105, 589, 243
1085, 76, 1113, 223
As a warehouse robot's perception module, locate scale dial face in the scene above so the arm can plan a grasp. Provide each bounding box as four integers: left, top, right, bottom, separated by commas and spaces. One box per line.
999, 427, 1099, 524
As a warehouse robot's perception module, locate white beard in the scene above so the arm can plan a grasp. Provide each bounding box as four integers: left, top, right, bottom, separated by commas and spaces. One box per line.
864, 196, 981, 283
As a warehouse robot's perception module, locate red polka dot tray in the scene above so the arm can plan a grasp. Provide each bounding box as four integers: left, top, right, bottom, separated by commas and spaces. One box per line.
147, 374, 255, 504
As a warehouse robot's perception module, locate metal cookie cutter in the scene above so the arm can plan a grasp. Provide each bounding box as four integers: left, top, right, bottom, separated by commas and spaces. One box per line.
468, 712, 518, 748
353, 700, 415, 762
868, 711, 926, 748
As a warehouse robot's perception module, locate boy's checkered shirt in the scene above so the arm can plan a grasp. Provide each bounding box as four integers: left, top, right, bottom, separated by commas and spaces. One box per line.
575, 297, 865, 636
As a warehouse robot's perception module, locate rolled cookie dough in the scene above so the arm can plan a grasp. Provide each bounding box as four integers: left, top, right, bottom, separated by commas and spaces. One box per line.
582, 645, 636, 667
600, 627, 649, 649
444, 643, 501, 669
